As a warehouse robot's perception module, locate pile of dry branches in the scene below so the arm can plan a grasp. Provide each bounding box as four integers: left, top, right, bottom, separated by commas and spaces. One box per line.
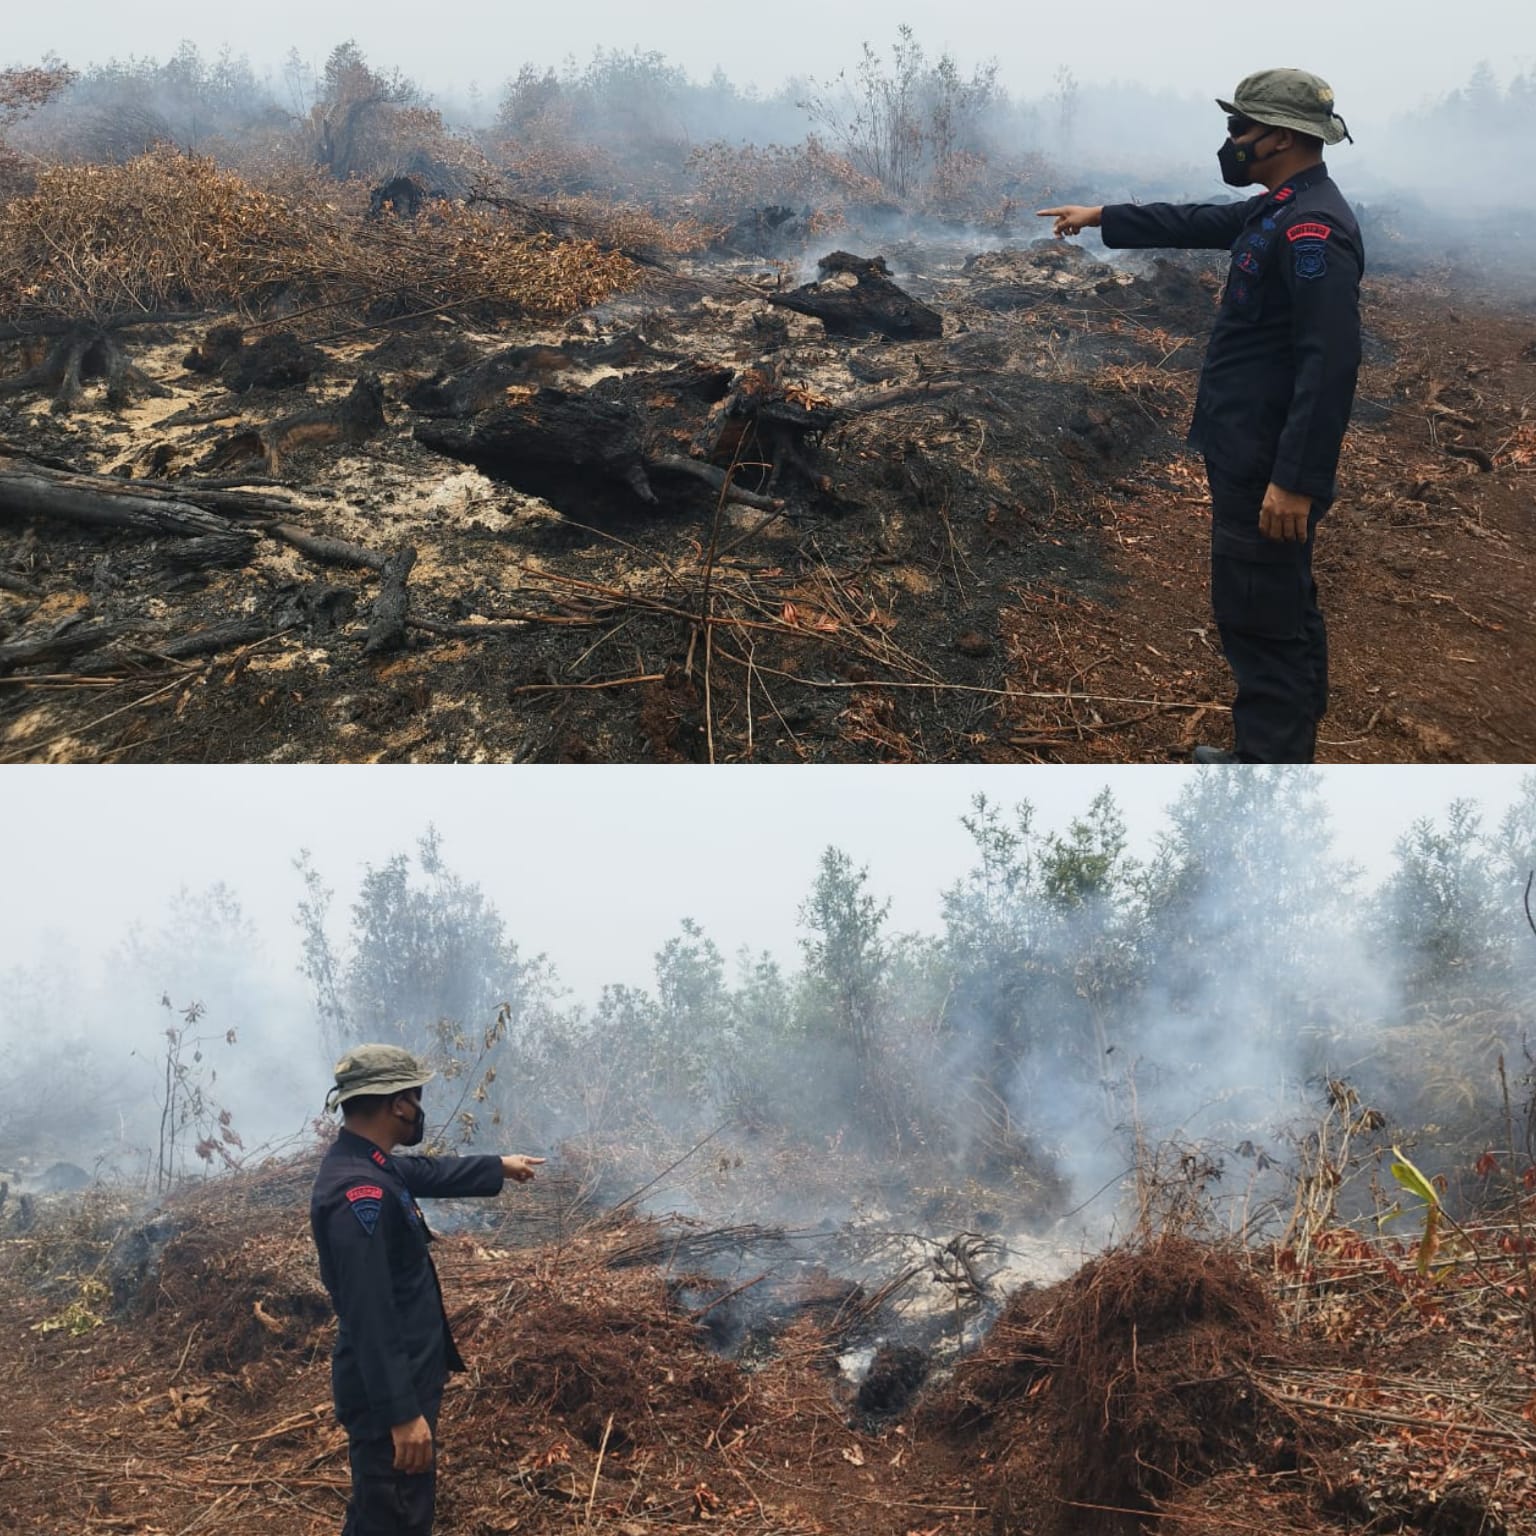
0, 148, 637, 327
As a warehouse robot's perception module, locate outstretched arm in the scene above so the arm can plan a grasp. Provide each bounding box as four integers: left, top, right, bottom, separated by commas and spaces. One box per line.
1095, 199, 1256, 250
394, 1152, 506, 1199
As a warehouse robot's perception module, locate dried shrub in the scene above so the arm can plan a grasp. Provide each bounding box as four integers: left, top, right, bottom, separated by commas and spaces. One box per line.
940, 1236, 1297, 1536
0, 148, 636, 326
0, 62, 78, 204
686, 137, 886, 220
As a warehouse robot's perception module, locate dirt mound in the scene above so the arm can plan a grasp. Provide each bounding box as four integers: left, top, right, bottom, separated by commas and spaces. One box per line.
455, 1277, 739, 1456
940, 1235, 1300, 1536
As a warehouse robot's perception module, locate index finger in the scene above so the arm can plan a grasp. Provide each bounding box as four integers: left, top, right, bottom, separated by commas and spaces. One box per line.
1036, 208, 1065, 217
525, 1156, 548, 1164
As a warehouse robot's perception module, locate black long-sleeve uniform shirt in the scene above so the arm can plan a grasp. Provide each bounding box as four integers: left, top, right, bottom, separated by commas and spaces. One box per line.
1100, 164, 1364, 501
310, 1128, 504, 1436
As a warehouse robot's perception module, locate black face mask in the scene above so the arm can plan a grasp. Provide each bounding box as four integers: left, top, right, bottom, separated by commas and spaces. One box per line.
397, 1096, 426, 1147
1219, 130, 1279, 187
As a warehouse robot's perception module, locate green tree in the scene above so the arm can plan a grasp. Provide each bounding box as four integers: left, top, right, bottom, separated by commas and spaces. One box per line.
798, 846, 890, 1065
1138, 767, 1354, 1027
941, 794, 1046, 1085
651, 918, 730, 1104
1370, 800, 1504, 989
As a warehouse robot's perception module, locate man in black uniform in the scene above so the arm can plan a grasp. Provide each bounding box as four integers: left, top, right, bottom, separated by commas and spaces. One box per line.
311, 1044, 545, 1536
1040, 69, 1363, 763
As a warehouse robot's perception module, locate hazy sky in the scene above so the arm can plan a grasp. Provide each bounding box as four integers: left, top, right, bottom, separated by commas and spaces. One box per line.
7, 1, 1531, 121
2, 767, 1528, 1001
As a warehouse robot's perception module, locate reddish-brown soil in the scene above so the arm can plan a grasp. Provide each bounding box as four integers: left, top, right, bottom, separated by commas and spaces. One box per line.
1002, 272, 1536, 762
3, 1163, 1536, 1536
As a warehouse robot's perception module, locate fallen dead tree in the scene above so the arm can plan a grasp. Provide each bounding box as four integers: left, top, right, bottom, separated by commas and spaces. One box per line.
0, 456, 256, 538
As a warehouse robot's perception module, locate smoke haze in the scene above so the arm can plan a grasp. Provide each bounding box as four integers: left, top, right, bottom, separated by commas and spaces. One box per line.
3, 768, 1533, 1250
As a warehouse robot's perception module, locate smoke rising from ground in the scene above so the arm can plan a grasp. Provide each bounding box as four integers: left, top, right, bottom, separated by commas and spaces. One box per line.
5, 32, 1531, 313
3, 771, 1533, 1246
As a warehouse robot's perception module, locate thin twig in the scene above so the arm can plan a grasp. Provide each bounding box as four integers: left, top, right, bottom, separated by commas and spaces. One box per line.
584, 1412, 614, 1527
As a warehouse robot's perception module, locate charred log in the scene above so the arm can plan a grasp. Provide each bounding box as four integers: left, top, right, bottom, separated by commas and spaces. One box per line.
0, 571, 43, 599
364, 547, 418, 656
368, 175, 430, 220
766, 252, 942, 342
183, 325, 246, 375
404, 333, 671, 417
712, 205, 811, 258
152, 619, 275, 662
157, 533, 263, 576
219, 332, 325, 394
0, 617, 144, 674
202, 376, 386, 476
647, 458, 785, 512
691, 367, 841, 497
415, 389, 656, 516
0, 458, 240, 538
265, 524, 387, 572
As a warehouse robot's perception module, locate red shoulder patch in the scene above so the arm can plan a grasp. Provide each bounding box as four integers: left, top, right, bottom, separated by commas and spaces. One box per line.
346, 1184, 385, 1202
1286, 222, 1333, 244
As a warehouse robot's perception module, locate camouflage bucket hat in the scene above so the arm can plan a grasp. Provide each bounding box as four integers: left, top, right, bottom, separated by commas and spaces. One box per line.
325, 1044, 435, 1112
1218, 68, 1353, 146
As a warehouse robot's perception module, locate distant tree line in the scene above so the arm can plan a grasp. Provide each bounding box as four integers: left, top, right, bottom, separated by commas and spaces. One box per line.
3, 772, 1534, 1194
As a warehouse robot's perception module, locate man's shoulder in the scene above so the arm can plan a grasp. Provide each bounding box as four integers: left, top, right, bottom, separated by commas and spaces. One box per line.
314, 1138, 400, 1203
1284, 180, 1360, 237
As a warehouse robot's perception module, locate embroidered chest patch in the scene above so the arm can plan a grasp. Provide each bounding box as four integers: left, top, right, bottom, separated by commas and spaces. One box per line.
346, 1183, 384, 1233
1286, 221, 1332, 281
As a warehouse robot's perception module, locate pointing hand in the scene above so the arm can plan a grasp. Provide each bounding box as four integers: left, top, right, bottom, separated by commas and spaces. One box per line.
1037, 205, 1104, 239
501, 1155, 546, 1183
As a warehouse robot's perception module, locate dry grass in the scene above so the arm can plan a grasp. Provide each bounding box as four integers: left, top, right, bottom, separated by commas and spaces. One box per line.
0, 148, 637, 327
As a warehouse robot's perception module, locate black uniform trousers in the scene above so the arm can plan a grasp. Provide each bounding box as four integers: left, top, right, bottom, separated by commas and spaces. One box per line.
341, 1393, 441, 1536
1206, 461, 1331, 764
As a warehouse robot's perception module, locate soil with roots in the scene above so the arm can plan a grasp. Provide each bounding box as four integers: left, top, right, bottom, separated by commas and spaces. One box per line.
3, 1153, 1536, 1536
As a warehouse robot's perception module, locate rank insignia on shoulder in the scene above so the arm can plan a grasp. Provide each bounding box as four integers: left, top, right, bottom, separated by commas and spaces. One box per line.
370, 1149, 387, 1167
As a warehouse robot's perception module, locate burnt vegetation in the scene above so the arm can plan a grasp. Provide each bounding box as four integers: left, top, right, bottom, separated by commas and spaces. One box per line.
6, 776, 1536, 1532
0, 41, 1534, 762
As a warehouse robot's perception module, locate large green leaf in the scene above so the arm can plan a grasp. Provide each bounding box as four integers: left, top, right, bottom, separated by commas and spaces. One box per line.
1390, 1148, 1440, 1210
1390, 1148, 1442, 1278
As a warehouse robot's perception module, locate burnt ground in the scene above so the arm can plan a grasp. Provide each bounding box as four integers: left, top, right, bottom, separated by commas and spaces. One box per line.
1, 237, 1532, 763
3, 1156, 1535, 1536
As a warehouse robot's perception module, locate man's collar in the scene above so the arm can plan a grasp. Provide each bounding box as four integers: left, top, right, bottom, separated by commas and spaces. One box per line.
338, 1126, 394, 1169
1267, 162, 1329, 204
